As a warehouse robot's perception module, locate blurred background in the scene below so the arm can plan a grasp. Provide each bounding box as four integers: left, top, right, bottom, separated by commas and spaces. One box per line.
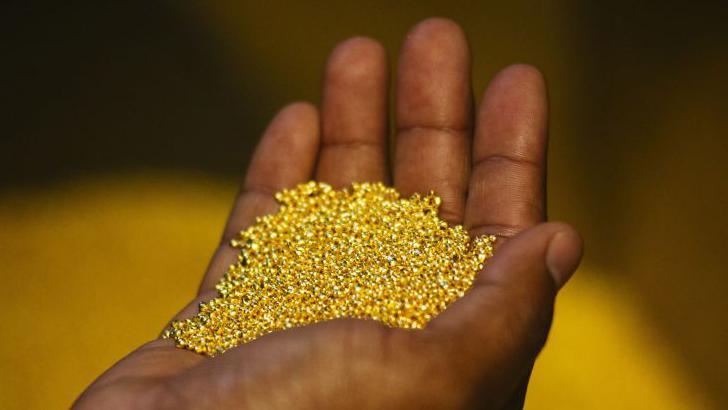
2, 1, 727, 408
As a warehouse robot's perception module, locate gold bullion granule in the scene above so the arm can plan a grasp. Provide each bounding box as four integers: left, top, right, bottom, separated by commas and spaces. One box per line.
164, 182, 495, 356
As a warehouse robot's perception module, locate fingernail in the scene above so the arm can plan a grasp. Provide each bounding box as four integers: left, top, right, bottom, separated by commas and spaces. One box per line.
546, 230, 582, 289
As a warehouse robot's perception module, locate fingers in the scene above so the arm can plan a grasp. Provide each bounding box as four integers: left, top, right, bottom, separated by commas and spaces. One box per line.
315, 37, 389, 187
198, 103, 320, 294
427, 222, 582, 403
465, 64, 549, 237
394, 18, 472, 224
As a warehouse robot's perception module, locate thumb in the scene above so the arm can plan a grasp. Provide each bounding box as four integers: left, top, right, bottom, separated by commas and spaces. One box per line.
426, 222, 583, 403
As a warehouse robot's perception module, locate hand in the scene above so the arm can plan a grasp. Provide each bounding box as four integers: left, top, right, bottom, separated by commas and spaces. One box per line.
75, 18, 582, 409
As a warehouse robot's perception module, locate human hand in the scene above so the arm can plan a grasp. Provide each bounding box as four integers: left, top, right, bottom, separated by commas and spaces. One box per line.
75, 17, 582, 409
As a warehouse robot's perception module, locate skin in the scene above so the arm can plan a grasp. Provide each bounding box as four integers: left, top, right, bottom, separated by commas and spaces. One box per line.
75, 18, 583, 409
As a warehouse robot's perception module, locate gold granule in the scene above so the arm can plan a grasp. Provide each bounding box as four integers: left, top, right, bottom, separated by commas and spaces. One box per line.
164, 182, 495, 356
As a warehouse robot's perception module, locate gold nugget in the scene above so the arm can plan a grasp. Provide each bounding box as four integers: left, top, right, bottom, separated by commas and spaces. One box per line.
164, 182, 495, 356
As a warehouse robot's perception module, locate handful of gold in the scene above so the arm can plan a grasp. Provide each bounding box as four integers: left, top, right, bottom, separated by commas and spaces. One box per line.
164, 182, 495, 356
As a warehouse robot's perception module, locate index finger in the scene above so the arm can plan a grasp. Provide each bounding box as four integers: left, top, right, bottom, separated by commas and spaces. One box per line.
464, 64, 548, 238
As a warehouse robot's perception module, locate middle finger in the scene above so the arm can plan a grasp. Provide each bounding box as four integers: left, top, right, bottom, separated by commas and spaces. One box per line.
393, 18, 473, 224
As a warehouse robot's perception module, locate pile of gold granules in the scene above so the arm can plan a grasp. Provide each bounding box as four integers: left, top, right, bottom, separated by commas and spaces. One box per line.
164, 182, 495, 356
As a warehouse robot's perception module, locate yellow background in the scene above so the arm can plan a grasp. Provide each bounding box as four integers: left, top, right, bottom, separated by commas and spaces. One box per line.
2, 1, 726, 408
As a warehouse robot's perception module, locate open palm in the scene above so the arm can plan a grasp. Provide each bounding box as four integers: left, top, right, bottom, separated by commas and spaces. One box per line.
75, 18, 582, 409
